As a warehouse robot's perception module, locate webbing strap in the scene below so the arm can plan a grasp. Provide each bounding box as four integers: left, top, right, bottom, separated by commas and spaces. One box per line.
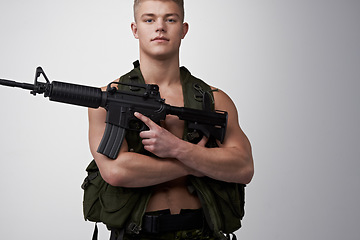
110, 228, 124, 240
91, 223, 125, 240
227, 233, 237, 240
92, 223, 98, 240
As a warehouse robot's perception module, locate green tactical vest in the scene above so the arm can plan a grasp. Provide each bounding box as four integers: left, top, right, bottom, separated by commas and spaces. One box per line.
82, 61, 246, 240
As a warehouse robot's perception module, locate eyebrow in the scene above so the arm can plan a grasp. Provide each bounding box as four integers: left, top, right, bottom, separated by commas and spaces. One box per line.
140, 13, 181, 19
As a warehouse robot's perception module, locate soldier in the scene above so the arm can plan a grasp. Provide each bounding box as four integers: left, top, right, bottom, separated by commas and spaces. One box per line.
88, 1, 254, 239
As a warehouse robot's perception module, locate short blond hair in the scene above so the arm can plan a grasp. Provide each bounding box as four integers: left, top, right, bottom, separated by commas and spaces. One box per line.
133, 0, 185, 22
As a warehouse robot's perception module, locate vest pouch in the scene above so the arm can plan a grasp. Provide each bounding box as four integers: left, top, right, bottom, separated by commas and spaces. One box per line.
191, 177, 245, 234
98, 185, 142, 229
206, 178, 245, 232
82, 160, 106, 222
82, 160, 143, 229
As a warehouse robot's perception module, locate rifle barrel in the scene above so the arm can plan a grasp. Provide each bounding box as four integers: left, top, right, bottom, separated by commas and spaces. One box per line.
0, 79, 34, 91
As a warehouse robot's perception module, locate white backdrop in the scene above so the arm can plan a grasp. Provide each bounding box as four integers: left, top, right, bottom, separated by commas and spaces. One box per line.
0, 0, 359, 239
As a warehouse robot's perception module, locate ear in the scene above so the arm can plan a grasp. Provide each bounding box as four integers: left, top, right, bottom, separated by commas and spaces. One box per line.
131, 22, 139, 39
181, 22, 189, 39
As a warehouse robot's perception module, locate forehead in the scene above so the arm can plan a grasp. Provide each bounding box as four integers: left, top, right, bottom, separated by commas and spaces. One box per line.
135, 0, 182, 19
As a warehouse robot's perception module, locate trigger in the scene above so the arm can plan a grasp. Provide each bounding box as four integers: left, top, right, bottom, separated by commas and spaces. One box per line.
128, 119, 143, 131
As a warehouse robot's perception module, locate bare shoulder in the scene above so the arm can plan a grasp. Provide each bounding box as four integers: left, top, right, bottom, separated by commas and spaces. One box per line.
210, 86, 250, 149
210, 86, 238, 119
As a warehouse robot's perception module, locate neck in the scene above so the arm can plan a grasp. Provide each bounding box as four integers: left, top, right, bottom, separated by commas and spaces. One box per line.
139, 54, 181, 86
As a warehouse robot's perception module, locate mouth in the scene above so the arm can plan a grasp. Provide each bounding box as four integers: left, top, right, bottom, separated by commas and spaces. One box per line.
151, 36, 170, 42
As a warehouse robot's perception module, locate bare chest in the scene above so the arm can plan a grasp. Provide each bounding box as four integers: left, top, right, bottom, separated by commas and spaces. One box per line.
160, 86, 184, 139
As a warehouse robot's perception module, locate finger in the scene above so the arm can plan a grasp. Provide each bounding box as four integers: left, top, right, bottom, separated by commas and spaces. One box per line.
134, 112, 157, 129
139, 130, 155, 139
197, 136, 208, 147
142, 138, 155, 146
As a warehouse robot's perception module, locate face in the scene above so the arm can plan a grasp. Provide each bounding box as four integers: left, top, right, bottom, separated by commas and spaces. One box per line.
131, 0, 188, 61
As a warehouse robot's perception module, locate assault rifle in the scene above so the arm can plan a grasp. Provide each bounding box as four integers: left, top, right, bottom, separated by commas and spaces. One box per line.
0, 67, 227, 159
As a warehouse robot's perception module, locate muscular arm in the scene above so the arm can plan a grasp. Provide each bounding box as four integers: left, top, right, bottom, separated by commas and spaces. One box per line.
137, 89, 254, 184
88, 106, 201, 188
89, 86, 253, 187
179, 89, 253, 183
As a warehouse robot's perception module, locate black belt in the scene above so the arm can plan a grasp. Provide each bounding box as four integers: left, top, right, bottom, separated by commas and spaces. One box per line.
142, 209, 204, 233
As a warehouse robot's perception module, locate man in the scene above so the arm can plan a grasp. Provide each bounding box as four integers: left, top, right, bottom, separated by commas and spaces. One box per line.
87, 0, 253, 239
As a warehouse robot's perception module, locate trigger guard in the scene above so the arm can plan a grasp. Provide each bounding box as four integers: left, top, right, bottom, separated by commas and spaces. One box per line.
128, 119, 146, 131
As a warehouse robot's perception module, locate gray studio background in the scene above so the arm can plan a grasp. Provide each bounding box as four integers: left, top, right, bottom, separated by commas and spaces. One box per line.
0, 0, 359, 239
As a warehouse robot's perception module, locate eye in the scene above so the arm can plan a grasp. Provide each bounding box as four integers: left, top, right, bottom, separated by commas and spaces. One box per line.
144, 19, 154, 23
166, 18, 176, 23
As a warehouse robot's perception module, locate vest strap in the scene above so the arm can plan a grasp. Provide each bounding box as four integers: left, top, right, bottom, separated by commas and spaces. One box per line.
110, 228, 124, 240
92, 223, 98, 240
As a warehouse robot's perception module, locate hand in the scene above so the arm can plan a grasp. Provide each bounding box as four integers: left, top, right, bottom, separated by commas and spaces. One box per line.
134, 112, 181, 158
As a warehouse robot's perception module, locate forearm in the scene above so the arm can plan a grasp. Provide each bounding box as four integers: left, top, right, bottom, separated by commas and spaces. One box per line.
175, 140, 253, 184
93, 150, 192, 188
133, 111, 254, 184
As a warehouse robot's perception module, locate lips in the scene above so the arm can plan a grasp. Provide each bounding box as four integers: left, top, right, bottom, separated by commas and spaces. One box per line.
151, 36, 170, 42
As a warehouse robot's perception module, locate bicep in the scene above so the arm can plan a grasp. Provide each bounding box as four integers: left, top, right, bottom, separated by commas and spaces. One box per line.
213, 89, 251, 151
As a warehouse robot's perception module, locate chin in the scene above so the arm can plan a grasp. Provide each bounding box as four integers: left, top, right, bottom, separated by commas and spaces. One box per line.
150, 51, 178, 61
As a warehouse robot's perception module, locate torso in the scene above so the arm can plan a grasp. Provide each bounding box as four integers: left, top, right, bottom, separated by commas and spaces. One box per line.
145, 81, 201, 214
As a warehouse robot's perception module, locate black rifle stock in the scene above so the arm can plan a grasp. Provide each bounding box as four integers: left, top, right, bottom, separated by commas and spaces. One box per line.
0, 67, 228, 159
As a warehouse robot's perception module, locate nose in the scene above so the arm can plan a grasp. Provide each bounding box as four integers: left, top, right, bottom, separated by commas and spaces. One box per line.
156, 20, 166, 32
